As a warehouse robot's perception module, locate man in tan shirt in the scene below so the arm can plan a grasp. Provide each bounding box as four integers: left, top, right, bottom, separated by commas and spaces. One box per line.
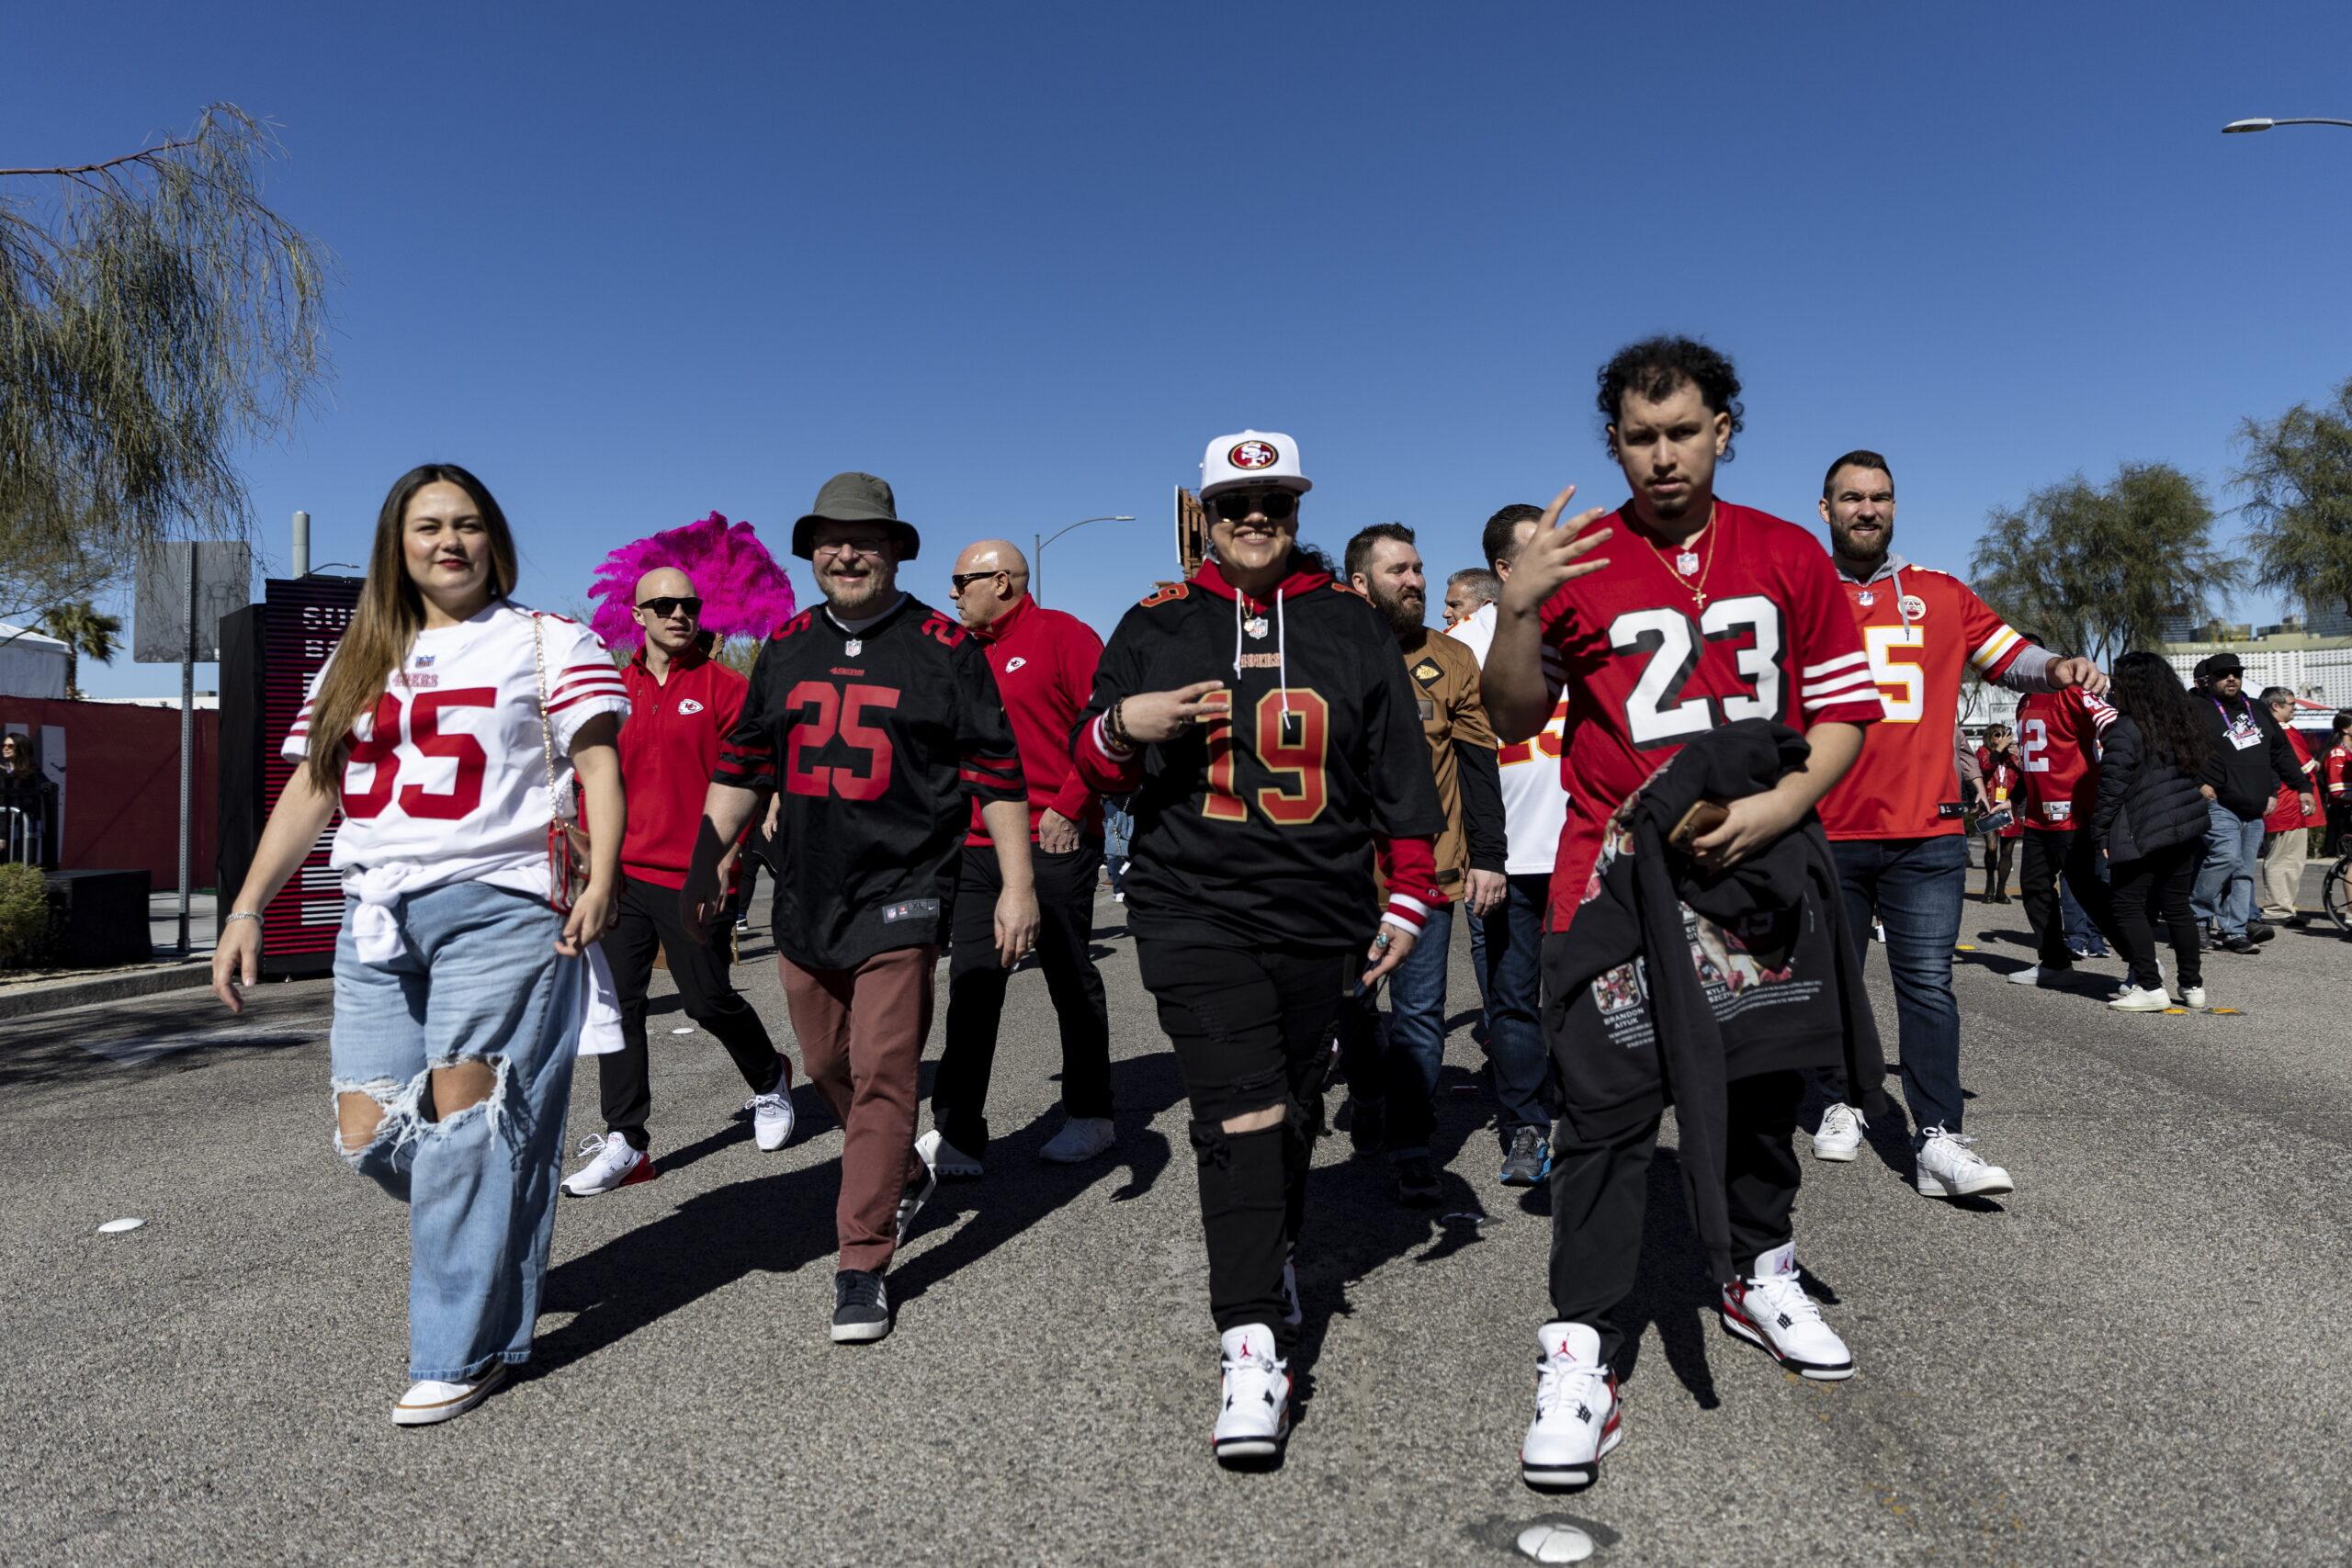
1338, 523, 1507, 1203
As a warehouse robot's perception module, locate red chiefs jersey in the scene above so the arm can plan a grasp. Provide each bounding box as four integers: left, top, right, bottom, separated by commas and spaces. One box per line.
2266, 728, 2324, 830
1538, 501, 1883, 931
1816, 564, 2029, 840
2326, 743, 2352, 807
2015, 686, 2116, 832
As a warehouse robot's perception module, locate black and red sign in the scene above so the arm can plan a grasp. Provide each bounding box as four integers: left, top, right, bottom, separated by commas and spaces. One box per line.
258, 577, 361, 965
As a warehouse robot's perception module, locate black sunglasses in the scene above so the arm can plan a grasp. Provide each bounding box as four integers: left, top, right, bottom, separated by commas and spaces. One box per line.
637, 596, 703, 618
949, 569, 1008, 591
1212, 489, 1298, 523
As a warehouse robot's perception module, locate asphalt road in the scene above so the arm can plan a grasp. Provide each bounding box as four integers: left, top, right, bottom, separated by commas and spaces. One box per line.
6, 869, 2349, 1567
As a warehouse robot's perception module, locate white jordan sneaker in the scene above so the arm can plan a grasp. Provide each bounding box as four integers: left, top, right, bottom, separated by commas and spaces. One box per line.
561, 1132, 656, 1197
746, 1081, 796, 1152
1718, 1242, 1855, 1381
915, 1127, 983, 1179
392, 1360, 507, 1427
1914, 1127, 2014, 1198
1040, 1115, 1115, 1165
1811, 1103, 1866, 1162
1213, 1325, 1291, 1463
1521, 1322, 1621, 1491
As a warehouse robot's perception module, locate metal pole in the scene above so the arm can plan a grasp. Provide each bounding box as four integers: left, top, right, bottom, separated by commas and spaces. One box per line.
1034, 531, 1044, 603
177, 544, 194, 958
292, 510, 311, 577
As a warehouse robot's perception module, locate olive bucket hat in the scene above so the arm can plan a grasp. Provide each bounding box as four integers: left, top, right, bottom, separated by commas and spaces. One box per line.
791, 471, 922, 561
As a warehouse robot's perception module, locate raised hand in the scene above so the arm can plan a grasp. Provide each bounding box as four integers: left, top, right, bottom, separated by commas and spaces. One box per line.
1499, 483, 1613, 614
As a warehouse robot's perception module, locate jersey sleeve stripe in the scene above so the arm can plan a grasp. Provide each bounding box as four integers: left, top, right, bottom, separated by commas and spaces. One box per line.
1804, 690, 1887, 717
1967, 626, 2024, 671
1801, 650, 1870, 679
1805, 668, 1878, 697
547, 689, 628, 716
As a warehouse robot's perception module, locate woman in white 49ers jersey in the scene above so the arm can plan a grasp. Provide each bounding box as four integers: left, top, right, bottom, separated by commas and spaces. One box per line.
212, 465, 628, 1427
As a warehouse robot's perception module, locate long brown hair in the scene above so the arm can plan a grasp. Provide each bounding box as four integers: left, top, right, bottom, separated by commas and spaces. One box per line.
303, 465, 517, 791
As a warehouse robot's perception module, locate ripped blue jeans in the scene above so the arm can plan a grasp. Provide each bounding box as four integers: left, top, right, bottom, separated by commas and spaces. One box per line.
330, 881, 583, 1382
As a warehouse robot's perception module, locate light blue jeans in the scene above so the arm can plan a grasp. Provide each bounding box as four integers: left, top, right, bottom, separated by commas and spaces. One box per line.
2189, 802, 2265, 940
330, 881, 583, 1382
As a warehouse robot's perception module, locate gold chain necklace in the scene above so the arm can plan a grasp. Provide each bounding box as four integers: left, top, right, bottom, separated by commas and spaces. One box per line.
1636, 505, 1717, 610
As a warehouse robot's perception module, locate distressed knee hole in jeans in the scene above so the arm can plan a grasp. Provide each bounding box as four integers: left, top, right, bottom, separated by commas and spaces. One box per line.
330, 1056, 514, 1166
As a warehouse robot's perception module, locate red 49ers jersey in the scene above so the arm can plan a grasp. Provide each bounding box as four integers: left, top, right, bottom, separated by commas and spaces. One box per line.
1816, 565, 2029, 840
1538, 501, 1883, 931
2015, 686, 2115, 831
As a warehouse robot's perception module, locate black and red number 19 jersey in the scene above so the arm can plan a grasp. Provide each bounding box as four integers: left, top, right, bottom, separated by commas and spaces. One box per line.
1075, 558, 1446, 951
715, 596, 1025, 969
1539, 501, 1883, 931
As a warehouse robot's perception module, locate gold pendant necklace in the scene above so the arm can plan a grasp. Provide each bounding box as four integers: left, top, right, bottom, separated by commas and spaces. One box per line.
1640, 506, 1717, 610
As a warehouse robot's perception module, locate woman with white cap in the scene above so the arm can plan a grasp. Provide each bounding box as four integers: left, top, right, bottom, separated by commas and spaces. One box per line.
1072, 430, 1447, 1464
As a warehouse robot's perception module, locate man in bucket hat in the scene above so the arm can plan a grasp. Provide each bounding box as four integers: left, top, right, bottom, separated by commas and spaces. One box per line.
687, 472, 1039, 1343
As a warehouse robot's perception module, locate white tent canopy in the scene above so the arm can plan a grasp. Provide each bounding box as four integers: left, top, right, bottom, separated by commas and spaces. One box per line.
0, 624, 69, 699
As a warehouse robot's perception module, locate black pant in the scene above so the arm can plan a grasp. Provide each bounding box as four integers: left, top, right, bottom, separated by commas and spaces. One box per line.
1546, 1064, 1804, 1370
2018, 829, 2122, 965
933, 841, 1113, 1156
2110, 840, 2203, 993
1136, 937, 1352, 1351
1981, 832, 2016, 899
598, 874, 785, 1150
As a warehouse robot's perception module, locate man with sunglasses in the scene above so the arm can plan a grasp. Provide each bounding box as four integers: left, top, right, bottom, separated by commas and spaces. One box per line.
565, 566, 794, 1197
924, 539, 1117, 1174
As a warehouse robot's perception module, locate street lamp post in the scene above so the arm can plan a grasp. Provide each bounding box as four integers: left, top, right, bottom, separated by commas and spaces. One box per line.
1033, 514, 1135, 603
2222, 117, 2352, 134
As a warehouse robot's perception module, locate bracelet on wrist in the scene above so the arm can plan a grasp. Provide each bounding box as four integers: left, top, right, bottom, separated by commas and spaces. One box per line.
1106, 699, 1136, 751
224, 910, 263, 927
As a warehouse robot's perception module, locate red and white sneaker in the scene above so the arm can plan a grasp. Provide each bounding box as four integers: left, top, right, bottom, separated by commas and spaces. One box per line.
561, 1132, 656, 1197
1213, 1325, 1291, 1463
1521, 1322, 1621, 1490
1719, 1242, 1855, 1381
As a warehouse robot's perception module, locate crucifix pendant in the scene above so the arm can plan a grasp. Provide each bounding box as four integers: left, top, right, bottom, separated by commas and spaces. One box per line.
1691, 591, 1708, 611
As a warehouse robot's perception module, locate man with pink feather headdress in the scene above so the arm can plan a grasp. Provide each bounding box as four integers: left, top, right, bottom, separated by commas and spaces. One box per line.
564, 515, 802, 1197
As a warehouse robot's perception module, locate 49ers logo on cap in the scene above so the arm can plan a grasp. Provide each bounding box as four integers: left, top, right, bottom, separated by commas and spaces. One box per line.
1228, 439, 1281, 470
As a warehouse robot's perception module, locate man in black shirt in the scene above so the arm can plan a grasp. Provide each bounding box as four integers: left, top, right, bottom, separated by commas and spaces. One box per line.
685, 471, 1039, 1345
2188, 653, 2312, 953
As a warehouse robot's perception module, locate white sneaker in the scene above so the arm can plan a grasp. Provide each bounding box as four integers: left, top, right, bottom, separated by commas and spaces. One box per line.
1719, 1242, 1855, 1381
1214, 1325, 1291, 1462
1811, 1103, 1865, 1163
1914, 1127, 2014, 1198
1040, 1115, 1115, 1165
2177, 986, 2208, 1009
896, 1134, 939, 1243
915, 1127, 983, 1179
392, 1360, 508, 1426
1871, 919, 1886, 944
746, 1079, 796, 1152
561, 1132, 656, 1197
1521, 1322, 1621, 1491
2107, 986, 2170, 1012
2007, 964, 2082, 987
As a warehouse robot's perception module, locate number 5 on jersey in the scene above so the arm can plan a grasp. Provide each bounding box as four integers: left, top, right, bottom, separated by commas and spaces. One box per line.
1204, 689, 1329, 825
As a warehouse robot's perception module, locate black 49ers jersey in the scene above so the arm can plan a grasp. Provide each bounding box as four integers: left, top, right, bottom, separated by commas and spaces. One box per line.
1537, 501, 1883, 931
1075, 558, 1445, 951
715, 595, 1024, 969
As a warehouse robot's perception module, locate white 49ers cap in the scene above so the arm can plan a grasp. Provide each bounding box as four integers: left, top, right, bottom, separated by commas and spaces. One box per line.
1200, 430, 1312, 498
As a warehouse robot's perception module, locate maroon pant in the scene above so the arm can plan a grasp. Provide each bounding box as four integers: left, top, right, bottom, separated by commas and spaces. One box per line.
781, 945, 937, 1273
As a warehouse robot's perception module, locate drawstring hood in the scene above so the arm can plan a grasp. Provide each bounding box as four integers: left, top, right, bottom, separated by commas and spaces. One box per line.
1196, 554, 1327, 718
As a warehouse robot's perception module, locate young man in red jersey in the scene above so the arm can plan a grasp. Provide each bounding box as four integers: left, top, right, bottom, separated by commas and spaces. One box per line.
1484, 338, 1884, 1493
2007, 647, 2124, 988
564, 567, 795, 1197
1807, 451, 2105, 1199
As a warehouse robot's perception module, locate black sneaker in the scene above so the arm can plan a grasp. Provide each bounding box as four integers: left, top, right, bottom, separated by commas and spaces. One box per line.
1396, 1154, 1441, 1205
1346, 1096, 1387, 1158
2222, 935, 2262, 954
830, 1269, 891, 1344
2247, 921, 2278, 943
1499, 1126, 1552, 1187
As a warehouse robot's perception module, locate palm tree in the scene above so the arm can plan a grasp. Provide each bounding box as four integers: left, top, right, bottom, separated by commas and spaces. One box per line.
40, 601, 122, 698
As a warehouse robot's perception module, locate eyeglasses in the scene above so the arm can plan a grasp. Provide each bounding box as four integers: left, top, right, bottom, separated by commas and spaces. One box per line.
1211, 489, 1298, 524
637, 596, 703, 618
949, 569, 1007, 592
813, 539, 891, 560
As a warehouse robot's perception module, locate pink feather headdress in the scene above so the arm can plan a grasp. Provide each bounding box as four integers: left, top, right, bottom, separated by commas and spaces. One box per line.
588, 513, 798, 649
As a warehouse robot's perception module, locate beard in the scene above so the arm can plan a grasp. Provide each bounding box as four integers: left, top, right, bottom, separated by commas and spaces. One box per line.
821, 564, 893, 616
1371, 585, 1425, 636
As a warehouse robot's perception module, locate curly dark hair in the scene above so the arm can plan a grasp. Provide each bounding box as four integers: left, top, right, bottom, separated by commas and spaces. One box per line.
1597, 335, 1744, 460
2109, 650, 2211, 773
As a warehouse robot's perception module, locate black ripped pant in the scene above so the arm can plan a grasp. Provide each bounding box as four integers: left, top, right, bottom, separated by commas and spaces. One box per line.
597, 874, 786, 1152
933, 840, 1113, 1156
1136, 936, 1354, 1353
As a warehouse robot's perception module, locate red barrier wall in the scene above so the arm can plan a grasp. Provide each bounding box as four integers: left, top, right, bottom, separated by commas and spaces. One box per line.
0, 697, 219, 891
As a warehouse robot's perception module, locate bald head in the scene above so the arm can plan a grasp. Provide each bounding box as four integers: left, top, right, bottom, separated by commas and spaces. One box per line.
632, 565, 700, 656
949, 538, 1030, 629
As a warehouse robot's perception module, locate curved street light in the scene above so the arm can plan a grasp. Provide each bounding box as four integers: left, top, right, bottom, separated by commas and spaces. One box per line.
1033, 514, 1135, 603
2222, 117, 2352, 134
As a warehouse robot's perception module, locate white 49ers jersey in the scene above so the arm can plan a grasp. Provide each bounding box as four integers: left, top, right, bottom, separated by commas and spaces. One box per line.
1450, 600, 1569, 876
284, 602, 628, 898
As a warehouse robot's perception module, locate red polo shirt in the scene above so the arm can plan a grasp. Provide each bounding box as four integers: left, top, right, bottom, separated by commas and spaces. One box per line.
963, 593, 1102, 844
619, 641, 750, 887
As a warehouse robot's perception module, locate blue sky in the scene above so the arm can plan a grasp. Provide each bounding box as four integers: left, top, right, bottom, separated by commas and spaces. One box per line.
9, 0, 2352, 696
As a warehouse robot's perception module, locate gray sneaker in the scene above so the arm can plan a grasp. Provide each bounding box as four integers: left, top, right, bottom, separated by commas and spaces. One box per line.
1499, 1126, 1551, 1186
830, 1269, 891, 1344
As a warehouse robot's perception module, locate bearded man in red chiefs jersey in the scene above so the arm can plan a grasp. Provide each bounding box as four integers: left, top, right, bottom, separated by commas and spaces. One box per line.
1810, 452, 2106, 1199
1484, 337, 1885, 1493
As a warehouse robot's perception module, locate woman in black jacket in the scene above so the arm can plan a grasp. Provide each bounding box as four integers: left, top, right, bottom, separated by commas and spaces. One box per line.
2095, 652, 2214, 1010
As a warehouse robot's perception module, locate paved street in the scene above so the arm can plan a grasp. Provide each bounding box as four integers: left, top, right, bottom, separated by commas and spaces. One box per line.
6, 874, 2349, 1567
